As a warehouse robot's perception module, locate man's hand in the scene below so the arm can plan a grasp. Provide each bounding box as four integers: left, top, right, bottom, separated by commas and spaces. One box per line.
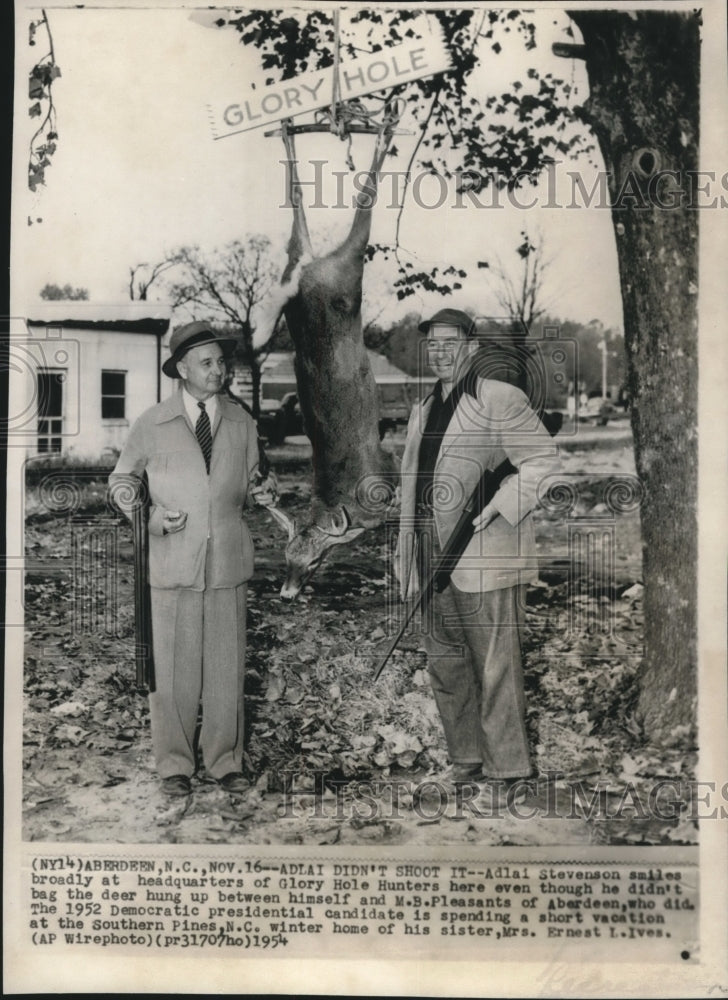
472, 503, 498, 533
250, 472, 279, 508
387, 485, 402, 513
162, 510, 188, 534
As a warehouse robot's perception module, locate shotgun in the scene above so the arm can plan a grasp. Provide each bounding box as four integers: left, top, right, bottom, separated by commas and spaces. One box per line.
374, 458, 517, 682
131, 475, 155, 693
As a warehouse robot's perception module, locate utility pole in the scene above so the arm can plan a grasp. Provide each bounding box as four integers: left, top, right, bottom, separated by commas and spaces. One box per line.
598, 339, 608, 398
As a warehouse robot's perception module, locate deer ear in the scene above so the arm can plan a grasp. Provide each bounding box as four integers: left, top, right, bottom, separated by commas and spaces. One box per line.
328, 526, 365, 546
267, 505, 297, 541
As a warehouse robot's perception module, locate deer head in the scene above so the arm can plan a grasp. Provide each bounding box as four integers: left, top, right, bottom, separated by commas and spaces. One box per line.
266, 505, 365, 600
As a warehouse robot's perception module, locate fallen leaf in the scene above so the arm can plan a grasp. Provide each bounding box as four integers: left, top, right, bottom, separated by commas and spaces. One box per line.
50, 701, 86, 718
53, 724, 87, 746
265, 673, 286, 701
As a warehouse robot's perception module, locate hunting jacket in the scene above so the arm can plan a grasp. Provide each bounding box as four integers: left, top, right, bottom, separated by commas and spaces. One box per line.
397, 376, 559, 596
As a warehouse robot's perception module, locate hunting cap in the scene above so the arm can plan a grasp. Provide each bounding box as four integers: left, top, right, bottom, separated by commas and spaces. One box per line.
418, 307, 476, 339
162, 321, 237, 379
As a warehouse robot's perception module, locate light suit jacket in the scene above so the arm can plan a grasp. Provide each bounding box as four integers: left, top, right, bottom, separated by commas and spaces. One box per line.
397, 377, 559, 596
110, 388, 259, 591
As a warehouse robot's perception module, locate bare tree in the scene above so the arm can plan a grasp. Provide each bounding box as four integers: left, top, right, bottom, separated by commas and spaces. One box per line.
128, 257, 182, 301
485, 228, 552, 330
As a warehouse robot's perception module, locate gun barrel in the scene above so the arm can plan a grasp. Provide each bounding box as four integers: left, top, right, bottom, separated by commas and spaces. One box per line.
372, 632, 401, 683
131, 489, 155, 692
132, 503, 146, 689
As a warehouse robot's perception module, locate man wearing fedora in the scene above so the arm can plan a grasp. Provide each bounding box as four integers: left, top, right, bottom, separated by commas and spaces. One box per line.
396, 308, 559, 807
110, 321, 265, 797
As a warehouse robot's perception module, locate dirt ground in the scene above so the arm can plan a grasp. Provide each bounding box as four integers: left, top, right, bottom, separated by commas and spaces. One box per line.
22, 426, 697, 846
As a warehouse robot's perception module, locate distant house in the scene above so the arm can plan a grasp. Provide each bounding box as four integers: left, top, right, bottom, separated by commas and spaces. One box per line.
260, 349, 415, 400
22, 302, 172, 459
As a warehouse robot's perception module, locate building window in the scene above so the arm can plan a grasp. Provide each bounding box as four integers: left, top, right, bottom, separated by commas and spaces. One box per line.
101, 370, 126, 419
37, 368, 65, 453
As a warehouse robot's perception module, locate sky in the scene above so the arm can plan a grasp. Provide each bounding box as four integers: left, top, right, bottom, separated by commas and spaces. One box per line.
12, 3, 624, 331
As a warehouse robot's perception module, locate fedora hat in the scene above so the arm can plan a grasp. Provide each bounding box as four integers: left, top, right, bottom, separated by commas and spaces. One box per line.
162, 321, 238, 379
418, 308, 476, 338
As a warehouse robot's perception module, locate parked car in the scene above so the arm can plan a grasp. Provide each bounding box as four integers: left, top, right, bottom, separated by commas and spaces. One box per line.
257, 392, 304, 445
580, 396, 619, 426
376, 382, 413, 438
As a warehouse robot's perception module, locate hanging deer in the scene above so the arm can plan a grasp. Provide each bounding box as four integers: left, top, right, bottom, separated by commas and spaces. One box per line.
256, 119, 400, 599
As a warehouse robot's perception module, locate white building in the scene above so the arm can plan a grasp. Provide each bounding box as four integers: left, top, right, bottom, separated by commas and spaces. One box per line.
20, 302, 172, 460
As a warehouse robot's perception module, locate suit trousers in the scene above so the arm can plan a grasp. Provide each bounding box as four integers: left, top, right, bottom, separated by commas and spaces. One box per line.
149, 580, 247, 780
417, 523, 531, 778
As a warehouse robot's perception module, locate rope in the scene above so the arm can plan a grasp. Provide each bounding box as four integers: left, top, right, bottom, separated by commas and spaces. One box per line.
321, 9, 405, 165
314, 97, 405, 153
314, 98, 404, 169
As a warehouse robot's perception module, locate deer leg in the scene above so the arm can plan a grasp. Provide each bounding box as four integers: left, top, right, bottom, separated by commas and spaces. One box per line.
342, 125, 396, 255
248, 125, 315, 349
281, 120, 313, 274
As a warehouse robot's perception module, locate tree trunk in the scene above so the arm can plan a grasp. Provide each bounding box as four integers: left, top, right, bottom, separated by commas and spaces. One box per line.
569, 10, 699, 744
249, 356, 261, 421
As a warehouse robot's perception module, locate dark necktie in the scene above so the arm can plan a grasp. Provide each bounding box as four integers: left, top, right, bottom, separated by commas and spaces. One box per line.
196, 401, 212, 474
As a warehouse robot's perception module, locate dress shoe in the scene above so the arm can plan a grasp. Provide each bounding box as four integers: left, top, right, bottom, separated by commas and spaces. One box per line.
451, 762, 484, 785
412, 771, 477, 813
161, 774, 191, 797
218, 772, 250, 794
473, 777, 529, 810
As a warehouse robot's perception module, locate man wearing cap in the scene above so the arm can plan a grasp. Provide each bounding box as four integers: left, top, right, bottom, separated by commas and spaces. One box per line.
110, 321, 263, 798
396, 308, 559, 806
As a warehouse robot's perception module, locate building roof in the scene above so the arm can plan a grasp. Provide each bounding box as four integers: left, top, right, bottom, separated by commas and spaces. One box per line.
26, 301, 172, 335
263, 350, 412, 382
367, 351, 413, 380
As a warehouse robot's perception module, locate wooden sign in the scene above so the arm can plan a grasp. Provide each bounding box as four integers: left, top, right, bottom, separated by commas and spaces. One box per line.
208, 23, 451, 139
